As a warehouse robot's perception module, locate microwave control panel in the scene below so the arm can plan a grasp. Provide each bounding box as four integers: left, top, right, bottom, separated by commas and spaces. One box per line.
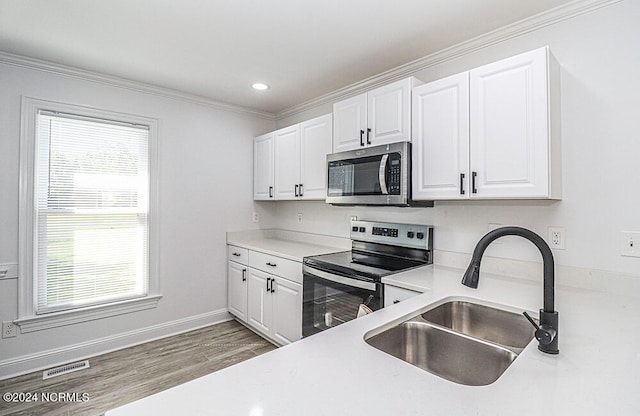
388, 157, 401, 194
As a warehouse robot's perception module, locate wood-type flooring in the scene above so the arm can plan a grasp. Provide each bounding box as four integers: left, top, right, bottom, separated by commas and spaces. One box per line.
0, 320, 277, 416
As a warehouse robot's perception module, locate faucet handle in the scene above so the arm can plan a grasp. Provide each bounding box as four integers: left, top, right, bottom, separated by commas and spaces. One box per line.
523, 311, 558, 347
522, 311, 540, 330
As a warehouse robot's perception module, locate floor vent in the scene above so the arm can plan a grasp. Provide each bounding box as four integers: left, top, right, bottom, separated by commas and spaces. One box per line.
42, 360, 90, 380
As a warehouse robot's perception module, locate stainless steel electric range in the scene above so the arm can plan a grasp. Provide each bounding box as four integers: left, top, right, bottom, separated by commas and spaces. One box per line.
302, 220, 433, 337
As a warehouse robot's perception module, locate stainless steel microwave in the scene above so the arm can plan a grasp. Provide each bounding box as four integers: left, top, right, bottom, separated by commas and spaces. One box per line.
326, 142, 433, 207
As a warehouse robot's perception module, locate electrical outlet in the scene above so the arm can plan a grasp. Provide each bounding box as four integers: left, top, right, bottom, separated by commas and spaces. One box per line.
548, 227, 566, 250
350, 216, 358, 222
297, 213, 303, 224
2, 321, 17, 338
252, 212, 259, 223
621, 231, 640, 257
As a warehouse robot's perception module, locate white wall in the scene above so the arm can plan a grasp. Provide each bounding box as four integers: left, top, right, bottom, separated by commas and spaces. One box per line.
268, 0, 640, 277
0, 60, 275, 377
2, 0, 638, 379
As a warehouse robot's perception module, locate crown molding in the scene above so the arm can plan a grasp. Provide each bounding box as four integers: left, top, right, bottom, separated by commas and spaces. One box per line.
275, 0, 624, 120
0, 51, 276, 121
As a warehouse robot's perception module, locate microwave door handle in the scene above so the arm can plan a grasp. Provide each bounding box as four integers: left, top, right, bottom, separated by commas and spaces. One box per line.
379, 154, 389, 195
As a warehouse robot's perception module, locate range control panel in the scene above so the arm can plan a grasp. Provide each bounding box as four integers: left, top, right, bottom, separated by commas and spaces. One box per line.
350, 220, 433, 250
372, 226, 399, 238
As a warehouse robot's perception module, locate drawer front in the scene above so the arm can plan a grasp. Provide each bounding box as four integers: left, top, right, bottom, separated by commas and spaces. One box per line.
249, 251, 302, 284
384, 285, 421, 307
227, 245, 249, 265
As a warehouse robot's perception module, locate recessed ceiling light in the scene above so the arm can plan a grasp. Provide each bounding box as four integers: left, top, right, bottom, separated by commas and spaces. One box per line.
252, 83, 270, 91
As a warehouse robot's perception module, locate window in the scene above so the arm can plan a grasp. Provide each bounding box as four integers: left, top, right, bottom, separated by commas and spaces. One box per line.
19, 98, 160, 329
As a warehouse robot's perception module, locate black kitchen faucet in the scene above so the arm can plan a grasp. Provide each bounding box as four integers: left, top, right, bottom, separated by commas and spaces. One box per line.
461, 226, 559, 354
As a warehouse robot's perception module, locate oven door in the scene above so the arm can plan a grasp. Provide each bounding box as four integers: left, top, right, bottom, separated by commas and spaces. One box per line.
302, 265, 382, 337
326, 142, 408, 206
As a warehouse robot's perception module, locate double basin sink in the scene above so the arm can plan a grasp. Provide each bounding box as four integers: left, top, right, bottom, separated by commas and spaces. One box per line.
364, 299, 536, 386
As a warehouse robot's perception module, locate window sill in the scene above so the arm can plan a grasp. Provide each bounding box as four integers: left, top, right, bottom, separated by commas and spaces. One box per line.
15, 295, 162, 333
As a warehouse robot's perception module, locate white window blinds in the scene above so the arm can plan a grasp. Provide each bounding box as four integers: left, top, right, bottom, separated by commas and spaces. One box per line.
34, 110, 150, 314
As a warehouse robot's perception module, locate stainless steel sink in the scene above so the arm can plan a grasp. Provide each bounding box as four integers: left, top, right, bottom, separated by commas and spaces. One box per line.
420, 300, 535, 352
364, 300, 535, 386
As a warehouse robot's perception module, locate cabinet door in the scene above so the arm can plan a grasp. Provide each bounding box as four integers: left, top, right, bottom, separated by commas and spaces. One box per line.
412, 73, 470, 200
470, 47, 549, 198
228, 261, 247, 322
367, 78, 412, 146
384, 285, 421, 307
271, 277, 302, 345
332, 93, 367, 152
274, 125, 301, 200
299, 114, 332, 200
246, 268, 272, 335
253, 133, 275, 200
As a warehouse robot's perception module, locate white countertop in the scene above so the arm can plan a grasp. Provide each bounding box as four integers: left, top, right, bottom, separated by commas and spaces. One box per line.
109, 262, 640, 415
226, 229, 350, 262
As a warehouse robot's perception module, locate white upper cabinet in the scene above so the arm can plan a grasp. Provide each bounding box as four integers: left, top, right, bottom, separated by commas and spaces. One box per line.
254, 114, 332, 201
412, 72, 470, 200
299, 114, 333, 199
412, 46, 561, 201
333, 77, 420, 152
332, 94, 367, 152
274, 125, 301, 200
253, 132, 274, 200
470, 46, 560, 199
268, 114, 332, 201
367, 79, 414, 147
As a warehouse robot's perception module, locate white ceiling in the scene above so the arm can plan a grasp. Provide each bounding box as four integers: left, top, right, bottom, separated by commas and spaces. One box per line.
0, 0, 577, 114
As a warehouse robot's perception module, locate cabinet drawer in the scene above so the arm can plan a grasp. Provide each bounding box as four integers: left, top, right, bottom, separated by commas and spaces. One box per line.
249, 251, 302, 284
227, 245, 249, 265
384, 285, 421, 307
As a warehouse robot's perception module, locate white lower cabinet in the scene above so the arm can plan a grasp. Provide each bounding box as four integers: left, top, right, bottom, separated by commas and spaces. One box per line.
246, 268, 302, 345
228, 245, 303, 346
270, 276, 303, 345
227, 260, 248, 321
384, 285, 421, 307
246, 268, 272, 334
227, 245, 249, 322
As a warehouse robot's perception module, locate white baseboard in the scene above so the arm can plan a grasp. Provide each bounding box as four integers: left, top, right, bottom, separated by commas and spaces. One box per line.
0, 308, 233, 381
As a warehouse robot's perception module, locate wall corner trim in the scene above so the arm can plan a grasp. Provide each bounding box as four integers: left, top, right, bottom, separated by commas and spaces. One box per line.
0, 51, 276, 121
275, 0, 624, 120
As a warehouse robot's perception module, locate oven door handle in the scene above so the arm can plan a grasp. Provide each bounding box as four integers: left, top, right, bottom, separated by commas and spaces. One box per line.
303, 265, 376, 291
378, 154, 389, 195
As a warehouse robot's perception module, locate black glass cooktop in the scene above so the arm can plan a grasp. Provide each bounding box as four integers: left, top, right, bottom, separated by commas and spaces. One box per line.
303, 250, 426, 282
